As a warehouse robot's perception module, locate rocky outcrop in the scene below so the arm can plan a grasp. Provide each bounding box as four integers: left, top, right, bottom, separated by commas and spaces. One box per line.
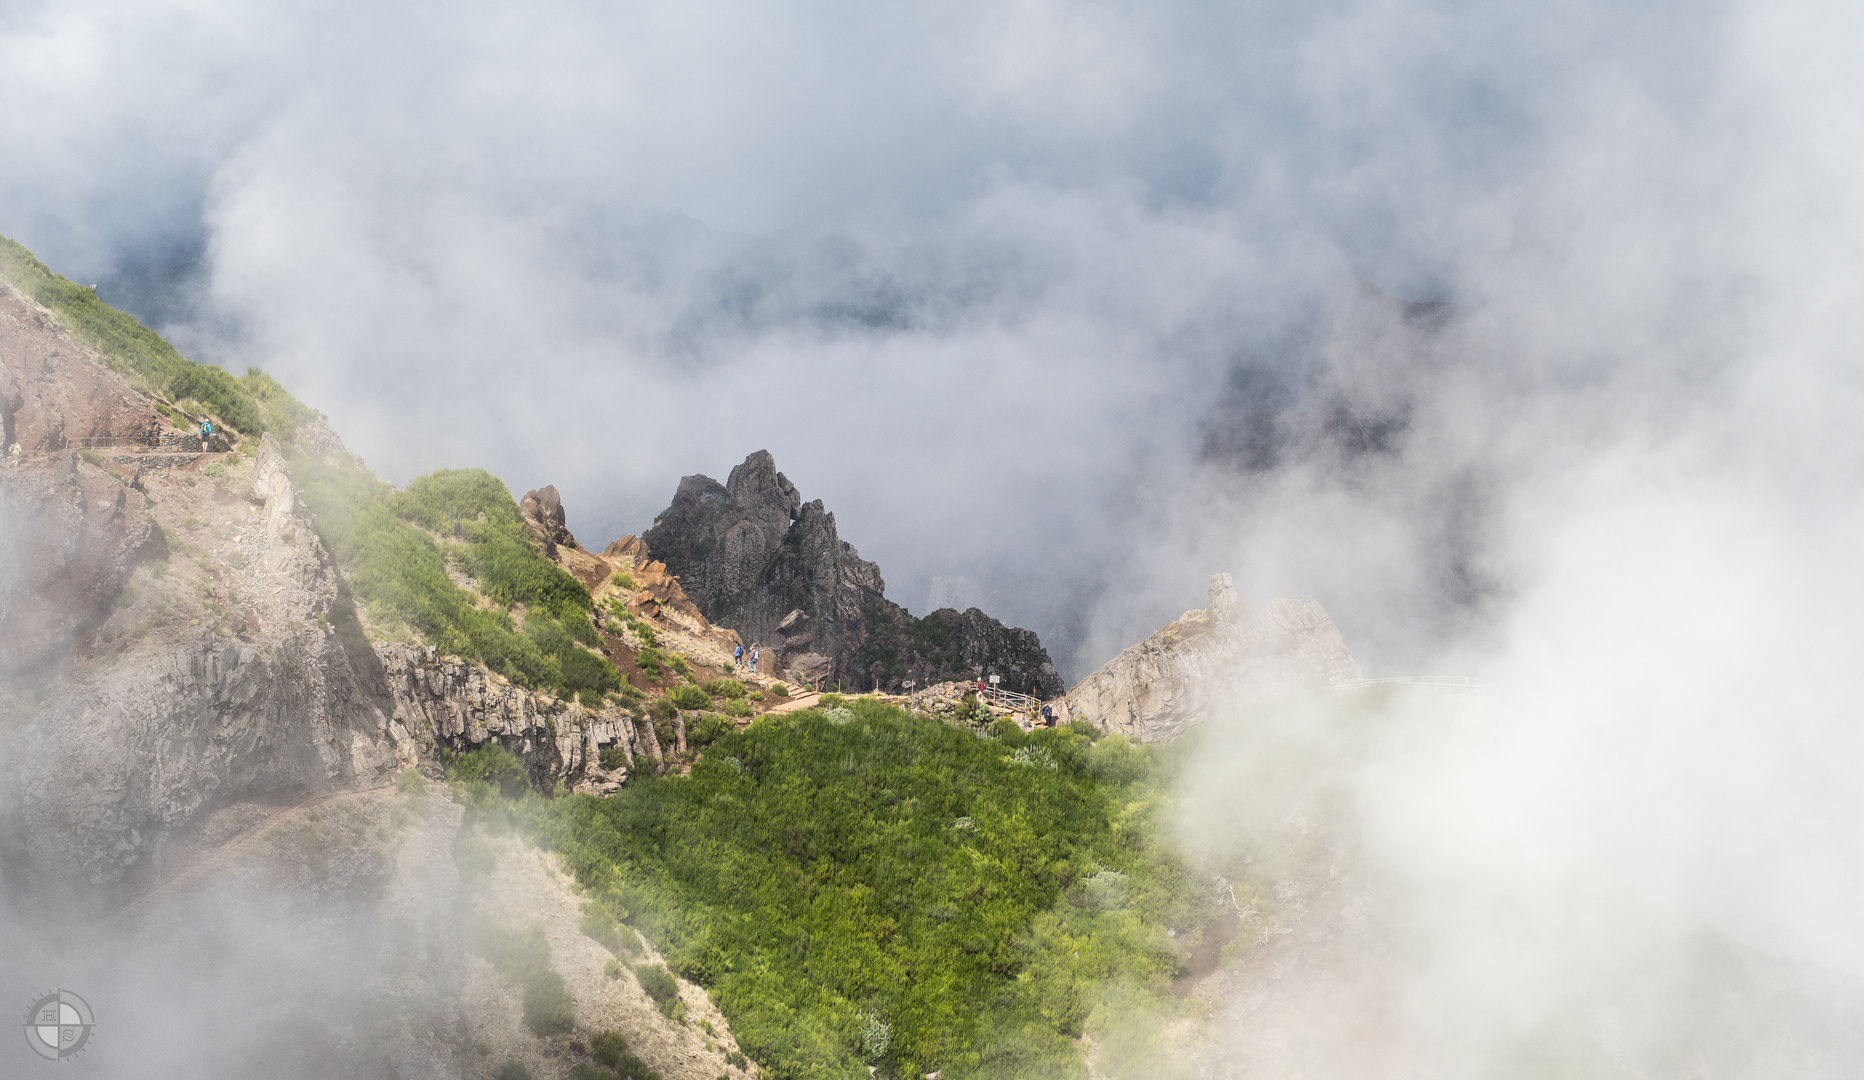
521, 483, 580, 556
0, 280, 411, 900
642, 450, 1063, 695
603, 534, 707, 623
1, 436, 408, 899
1054, 574, 1361, 742
0, 280, 170, 455
0, 451, 160, 671
871, 603, 1061, 698
374, 642, 663, 792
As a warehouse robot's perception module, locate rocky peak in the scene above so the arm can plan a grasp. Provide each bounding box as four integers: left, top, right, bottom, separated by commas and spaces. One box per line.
520, 484, 580, 556
1208, 571, 1239, 623
641, 450, 1060, 695
725, 449, 801, 525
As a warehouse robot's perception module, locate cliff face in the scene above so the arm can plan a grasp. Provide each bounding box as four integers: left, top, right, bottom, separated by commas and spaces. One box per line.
0, 282, 413, 899
642, 450, 1063, 695
1055, 574, 1361, 742
0, 277, 674, 898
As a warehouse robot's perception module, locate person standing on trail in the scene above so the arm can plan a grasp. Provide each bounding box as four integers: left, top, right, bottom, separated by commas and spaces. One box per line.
749, 644, 759, 674
977, 676, 986, 696
734, 643, 743, 669
1041, 703, 1054, 728
198, 418, 213, 453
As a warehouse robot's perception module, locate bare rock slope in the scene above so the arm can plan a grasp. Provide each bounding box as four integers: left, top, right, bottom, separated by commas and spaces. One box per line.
1, 281, 406, 900
1055, 574, 1361, 742
464, 832, 753, 1080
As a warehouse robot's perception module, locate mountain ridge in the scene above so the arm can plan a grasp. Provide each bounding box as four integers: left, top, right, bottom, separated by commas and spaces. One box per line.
642, 449, 1064, 696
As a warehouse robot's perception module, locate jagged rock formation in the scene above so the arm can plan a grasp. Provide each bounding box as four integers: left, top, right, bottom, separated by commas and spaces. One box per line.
602, 534, 708, 623
1054, 574, 1361, 742
521, 483, 580, 556
642, 450, 1062, 695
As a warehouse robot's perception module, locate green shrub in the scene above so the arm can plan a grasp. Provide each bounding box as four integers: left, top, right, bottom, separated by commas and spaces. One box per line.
580, 900, 642, 958
686, 714, 733, 747
445, 743, 531, 799
719, 699, 753, 719
514, 704, 1198, 1080
396, 768, 428, 797
598, 744, 628, 770
633, 963, 683, 1020
650, 699, 677, 723
769, 683, 789, 697
470, 920, 575, 1036
523, 971, 575, 1037
668, 654, 690, 678
635, 647, 664, 677
453, 827, 496, 886
590, 1029, 662, 1080
668, 686, 709, 710
701, 678, 746, 700
818, 693, 847, 709
611, 572, 639, 590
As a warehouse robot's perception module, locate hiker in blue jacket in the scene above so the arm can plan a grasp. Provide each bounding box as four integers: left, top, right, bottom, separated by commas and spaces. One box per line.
734, 643, 744, 669
198, 418, 213, 453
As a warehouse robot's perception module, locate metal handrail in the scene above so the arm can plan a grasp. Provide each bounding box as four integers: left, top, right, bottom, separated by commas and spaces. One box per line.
984, 687, 1038, 709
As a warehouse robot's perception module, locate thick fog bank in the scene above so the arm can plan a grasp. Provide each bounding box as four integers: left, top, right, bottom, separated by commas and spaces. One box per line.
2, 0, 1802, 678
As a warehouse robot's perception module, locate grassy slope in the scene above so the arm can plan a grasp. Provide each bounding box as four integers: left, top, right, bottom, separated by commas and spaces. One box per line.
293, 460, 623, 698
0, 233, 286, 435
509, 701, 1205, 1080
1, 232, 620, 696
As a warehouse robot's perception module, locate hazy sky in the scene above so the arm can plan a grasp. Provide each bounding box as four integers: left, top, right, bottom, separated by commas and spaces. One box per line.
0, 0, 1856, 677
0, 0, 1728, 674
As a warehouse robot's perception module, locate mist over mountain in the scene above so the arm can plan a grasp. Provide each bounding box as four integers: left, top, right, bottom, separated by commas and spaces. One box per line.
8, 0, 1864, 1076
2, 0, 1734, 681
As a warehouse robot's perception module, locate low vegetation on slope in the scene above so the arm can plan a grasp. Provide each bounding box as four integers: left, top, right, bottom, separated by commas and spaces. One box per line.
294, 459, 622, 700
1, 233, 623, 699
497, 700, 1206, 1080
0, 233, 313, 438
